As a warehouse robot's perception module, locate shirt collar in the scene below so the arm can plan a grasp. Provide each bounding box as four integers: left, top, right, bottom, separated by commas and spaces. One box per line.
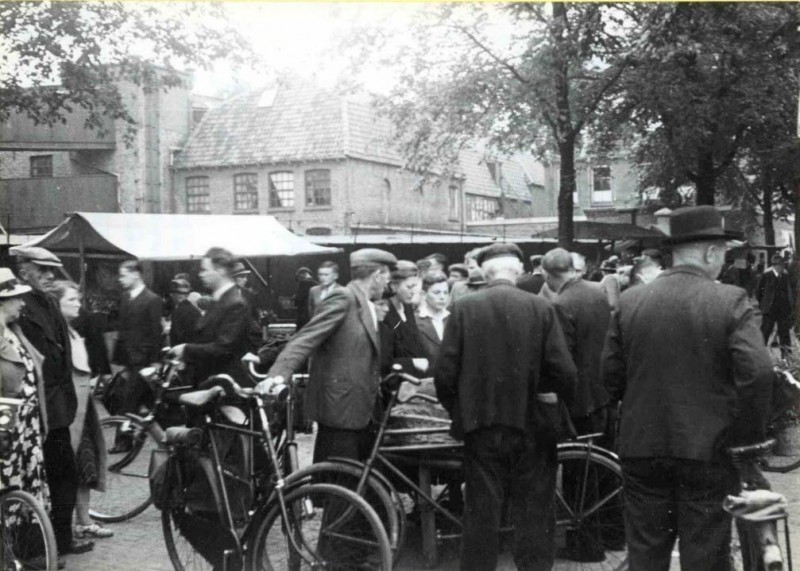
418, 302, 449, 320
213, 281, 236, 301
130, 283, 145, 299
662, 265, 713, 281
773, 267, 782, 277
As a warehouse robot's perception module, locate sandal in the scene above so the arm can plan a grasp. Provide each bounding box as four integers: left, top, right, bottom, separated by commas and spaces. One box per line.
74, 523, 114, 539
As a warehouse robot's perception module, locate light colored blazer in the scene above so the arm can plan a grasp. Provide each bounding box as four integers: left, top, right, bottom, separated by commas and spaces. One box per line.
0, 322, 48, 434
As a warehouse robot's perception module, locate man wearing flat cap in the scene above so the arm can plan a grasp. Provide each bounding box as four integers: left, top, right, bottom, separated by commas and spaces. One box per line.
602, 205, 774, 570
257, 248, 397, 463
168, 278, 201, 347
755, 253, 795, 355
435, 242, 577, 571
14, 246, 94, 555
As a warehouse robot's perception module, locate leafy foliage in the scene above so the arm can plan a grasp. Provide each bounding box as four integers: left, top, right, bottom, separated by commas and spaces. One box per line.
0, 1, 251, 143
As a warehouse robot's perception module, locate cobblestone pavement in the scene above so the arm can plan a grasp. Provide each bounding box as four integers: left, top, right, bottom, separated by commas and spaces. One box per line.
64, 435, 800, 571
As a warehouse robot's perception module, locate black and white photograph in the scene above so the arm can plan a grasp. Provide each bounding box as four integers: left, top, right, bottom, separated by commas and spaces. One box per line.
0, 1, 798, 570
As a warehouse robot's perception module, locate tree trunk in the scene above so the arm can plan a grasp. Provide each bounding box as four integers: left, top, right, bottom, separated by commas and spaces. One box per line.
558, 137, 577, 249
695, 151, 717, 206
761, 180, 775, 246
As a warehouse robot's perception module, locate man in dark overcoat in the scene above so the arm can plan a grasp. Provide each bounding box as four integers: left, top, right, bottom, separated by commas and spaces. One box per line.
14, 246, 94, 555
257, 249, 396, 463
517, 254, 546, 294
601, 206, 774, 571
755, 253, 795, 353
435, 243, 577, 571
168, 278, 201, 346
170, 248, 254, 386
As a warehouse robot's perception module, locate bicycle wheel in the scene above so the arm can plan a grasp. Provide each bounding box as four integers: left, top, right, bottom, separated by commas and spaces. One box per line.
246, 482, 392, 571
89, 415, 160, 522
162, 502, 238, 571
289, 461, 405, 563
555, 448, 628, 571
1, 489, 58, 571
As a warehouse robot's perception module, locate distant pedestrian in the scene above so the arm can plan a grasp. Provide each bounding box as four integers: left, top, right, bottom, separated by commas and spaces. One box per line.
435, 243, 576, 571
294, 266, 316, 330
517, 254, 546, 294
755, 253, 795, 354
602, 206, 774, 571
308, 261, 341, 319
447, 263, 469, 286
168, 278, 200, 346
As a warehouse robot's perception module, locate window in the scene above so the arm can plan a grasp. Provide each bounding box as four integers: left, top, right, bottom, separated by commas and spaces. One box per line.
592, 166, 613, 204
30, 155, 53, 178
186, 176, 210, 213
268, 172, 294, 208
305, 169, 331, 207
448, 184, 460, 220
466, 194, 500, 222
234, 173, 258, 211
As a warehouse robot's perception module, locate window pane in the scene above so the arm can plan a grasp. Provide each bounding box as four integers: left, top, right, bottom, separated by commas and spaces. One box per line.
234, 173, 258, 211
592, 166, 612, 203
30, 155, 53, 178
269, 172, 294, 208
186, 176, 210, 213
305, 170, 331, 207
466, 195, 499, 221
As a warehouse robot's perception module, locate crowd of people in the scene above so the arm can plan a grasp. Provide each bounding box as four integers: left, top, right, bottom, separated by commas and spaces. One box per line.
0, 204, 795, 570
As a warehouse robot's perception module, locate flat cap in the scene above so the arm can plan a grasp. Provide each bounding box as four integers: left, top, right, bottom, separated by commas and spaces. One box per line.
231, 261, 251, 277
350, 248, 397, 268
169, 278, 191, 294
448, 263, 468, 277
476, 243, 524, 267
11, 246, 63, 267
772, 254, 786, 264
295, 266, 312, 278
391, 260, 418, 281
542, 248, 574, 274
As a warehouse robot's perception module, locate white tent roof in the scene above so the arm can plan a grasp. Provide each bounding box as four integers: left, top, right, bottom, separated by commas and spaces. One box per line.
15, 212, 339, 261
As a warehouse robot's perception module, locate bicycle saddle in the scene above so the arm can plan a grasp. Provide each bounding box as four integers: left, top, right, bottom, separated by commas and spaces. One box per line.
178, 385, 225, 408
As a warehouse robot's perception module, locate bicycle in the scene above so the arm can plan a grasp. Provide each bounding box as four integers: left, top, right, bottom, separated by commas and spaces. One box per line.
760, 361, 800, 474
153, 374, 392, 571
0, 397, 59, 571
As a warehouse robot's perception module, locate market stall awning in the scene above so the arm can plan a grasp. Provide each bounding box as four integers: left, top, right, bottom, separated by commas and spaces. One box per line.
14, 212, 340, 261
532, 221, 666, 241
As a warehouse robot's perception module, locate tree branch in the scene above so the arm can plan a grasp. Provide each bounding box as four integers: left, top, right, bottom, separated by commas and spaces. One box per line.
573, 59, 629, 133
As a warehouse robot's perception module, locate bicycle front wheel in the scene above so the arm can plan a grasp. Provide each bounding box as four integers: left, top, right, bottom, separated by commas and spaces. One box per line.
556, 447, 628, 571
89, 415, 160, 522
246, 482, 392, 571
1, 489, 58, 571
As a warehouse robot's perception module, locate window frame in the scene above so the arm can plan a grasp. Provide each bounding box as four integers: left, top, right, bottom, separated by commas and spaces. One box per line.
30, 155, 53, 178
185, 176, 211, 213
465, 194, 500, 222
268, 171, 295, 210
448, 184, 460, 221
233, 172, 259, 212
591, 165, 613, 204
305, 169, 332, 208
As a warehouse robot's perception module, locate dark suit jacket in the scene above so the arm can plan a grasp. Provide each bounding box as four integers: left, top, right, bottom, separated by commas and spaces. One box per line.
517, 272, 546, 295
18, 289, 77, 430
416, 311, 448, 368
601, 265, 774, 462
384, 300, 426, 361
269, 282, 381, 430
755, 269, 795, 317
113, 288, 163, 368
183, 285, 253, 386
552, 278, 611, 418
170, 299, 201, 347
295, 278, 317, 329
73, 309, 111, 376
434, 280, 577, 439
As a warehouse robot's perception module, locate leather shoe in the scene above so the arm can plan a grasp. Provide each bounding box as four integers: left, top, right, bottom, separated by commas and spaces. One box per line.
59, 539, 94, 555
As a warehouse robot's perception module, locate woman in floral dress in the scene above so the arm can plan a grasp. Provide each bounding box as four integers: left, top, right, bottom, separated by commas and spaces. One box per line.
0, 267, 50, 510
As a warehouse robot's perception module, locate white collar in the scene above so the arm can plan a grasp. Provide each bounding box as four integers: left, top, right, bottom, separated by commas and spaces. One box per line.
773, 267, 783, 277
213, 281, 236, 301
390, 296, 406, 322
129, 283, 145, 300
417, 302, 449, 320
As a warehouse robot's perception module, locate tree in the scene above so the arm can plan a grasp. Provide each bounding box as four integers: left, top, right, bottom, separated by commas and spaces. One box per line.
0, 1, 251, 142
359, 3, 634, 247
604, 3, 800, 206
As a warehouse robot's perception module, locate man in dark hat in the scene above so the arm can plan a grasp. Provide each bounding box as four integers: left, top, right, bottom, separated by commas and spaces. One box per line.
602, 205, 774, 570
517, 254, 546, 294
168, 278, 201, 346
755, 253, 795, 354
256, 248, 397, 463
14, 246, 94, 555
435, 242, 577, 571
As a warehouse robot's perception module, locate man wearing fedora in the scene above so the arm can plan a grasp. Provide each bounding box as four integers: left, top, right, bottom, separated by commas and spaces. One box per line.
168, 278, 200, 346
602, 205, 774, 570
255, 248, 396, 464
14, 246, 94, 555
435, 243, 577, 571
755, 253, 795, 354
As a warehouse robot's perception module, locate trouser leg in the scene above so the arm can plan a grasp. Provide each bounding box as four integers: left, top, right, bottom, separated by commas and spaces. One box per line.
313, 424, 373, 464
461, 428, 507, 571
43, 427, 78, 552
761, 314, 777, 344
675, 460, 736, 571
621, 459, 676, 571
777, 317, 793, 352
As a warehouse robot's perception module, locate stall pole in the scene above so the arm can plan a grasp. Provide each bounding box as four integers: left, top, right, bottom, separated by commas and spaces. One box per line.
78, 234, 86, 291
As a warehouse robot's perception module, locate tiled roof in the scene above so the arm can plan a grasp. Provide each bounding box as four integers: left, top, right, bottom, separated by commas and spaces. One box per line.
175, 80, 402, 169
459, 149, 533, 202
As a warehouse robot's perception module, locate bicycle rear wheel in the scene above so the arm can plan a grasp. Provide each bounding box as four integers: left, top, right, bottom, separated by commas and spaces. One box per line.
246, 482, 392, 571
555, 448, 628, 571
89, 415, 160, 522
1, 489, 58, 571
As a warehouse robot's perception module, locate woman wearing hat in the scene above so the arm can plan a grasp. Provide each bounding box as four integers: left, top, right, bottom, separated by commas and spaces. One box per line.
0, 268, 50, 510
